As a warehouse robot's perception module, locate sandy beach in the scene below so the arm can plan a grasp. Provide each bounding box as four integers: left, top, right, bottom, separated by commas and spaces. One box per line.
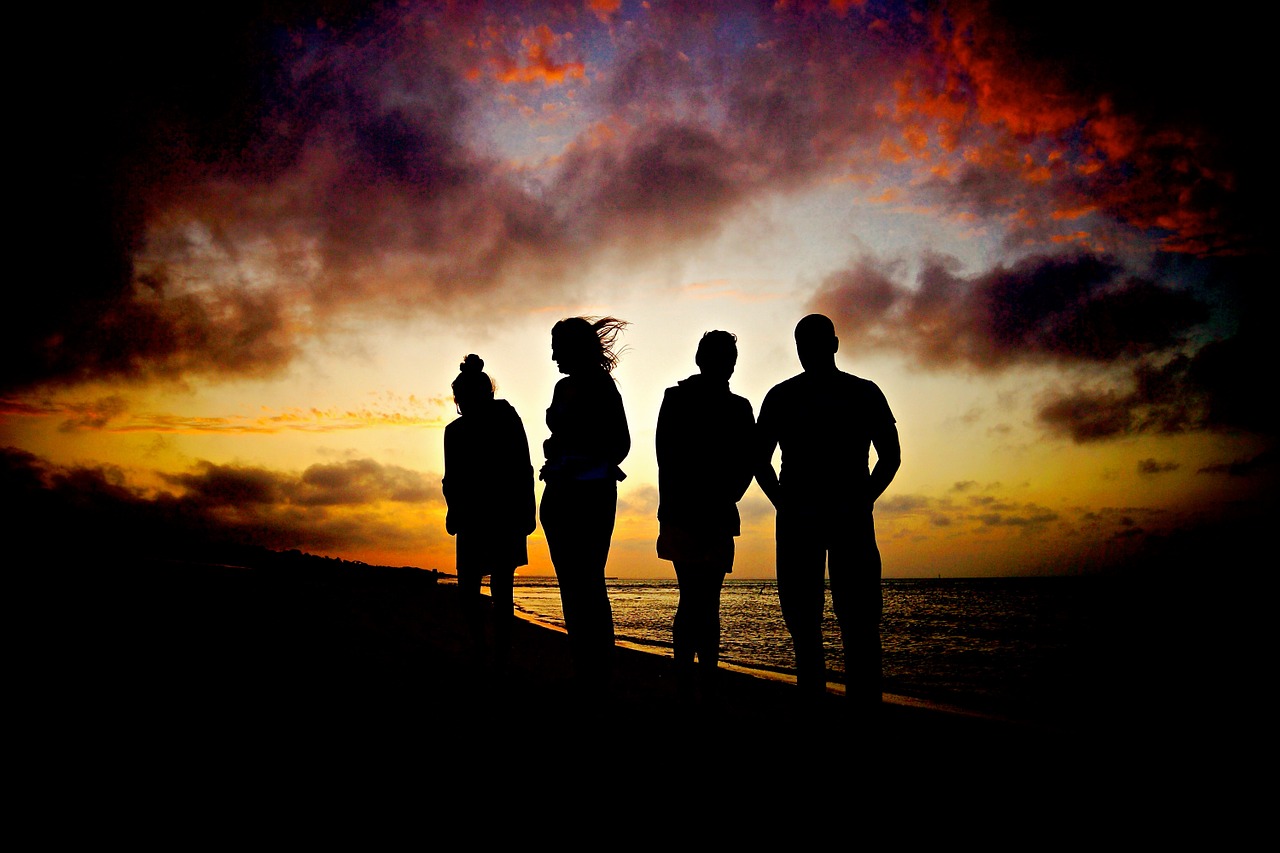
59, 555, 1212, 818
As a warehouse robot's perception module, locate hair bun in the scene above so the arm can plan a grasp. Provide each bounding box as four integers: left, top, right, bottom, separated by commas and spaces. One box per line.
459, 354, 484, 373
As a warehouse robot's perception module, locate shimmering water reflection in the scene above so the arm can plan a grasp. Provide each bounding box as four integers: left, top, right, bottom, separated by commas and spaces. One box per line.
503, 576, 1110, 726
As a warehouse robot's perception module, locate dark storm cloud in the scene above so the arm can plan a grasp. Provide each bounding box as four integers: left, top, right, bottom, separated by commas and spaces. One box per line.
877, 488, 1062, 533
58, 397, 131, 432
3, 446, 443, 560
812, 251, 1209, 370
1137, 459, 1179, 476
10, 2, 574, 396
560, 6, 901, 245
552, 122, 745, 243
161, 459, 441, 508
298, 459, 439, 504
1035, 282, 1278, 443
1035, 353, 1229, 443
13, 2, 324, 395
1036, 389, 1136, 443
10, 0, 1265, 399
162, 463, 288, 506
929, 0, 1266, 258
34, 282, 299, 392
808, 247, 1280, 443
1197, 450, 1275, 478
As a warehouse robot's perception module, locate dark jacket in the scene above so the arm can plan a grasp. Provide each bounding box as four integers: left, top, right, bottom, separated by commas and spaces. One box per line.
656, 373, 756, 537
443, 398, 536, 537
541, 369, 630, 482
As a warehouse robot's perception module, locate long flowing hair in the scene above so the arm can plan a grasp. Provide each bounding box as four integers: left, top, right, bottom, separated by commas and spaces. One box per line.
552, 316, 629, 374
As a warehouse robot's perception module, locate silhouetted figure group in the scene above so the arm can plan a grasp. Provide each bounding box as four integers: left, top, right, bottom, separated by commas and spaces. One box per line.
442, 313, 900, 713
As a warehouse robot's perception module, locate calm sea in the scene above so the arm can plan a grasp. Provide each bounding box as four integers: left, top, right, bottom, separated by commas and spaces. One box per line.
503, 576, 1120, 729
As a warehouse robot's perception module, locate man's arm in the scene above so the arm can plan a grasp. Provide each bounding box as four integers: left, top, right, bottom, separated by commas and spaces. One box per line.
868, 422, 901, 504
754, 397, 782, 508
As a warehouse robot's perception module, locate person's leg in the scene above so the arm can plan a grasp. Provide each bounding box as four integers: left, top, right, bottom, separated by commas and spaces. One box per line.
541, 482, 585, 662
575, 481, 617, 683
541, 480, 617, 685
672, 560, 697, 700
696, 567, 727, 695
672, 561, 696, 666
489, 566, 515, 669
455, 536, 487, 664
776, 509, 828, 697
698, 538, 733, 677
829, 510, 883, 712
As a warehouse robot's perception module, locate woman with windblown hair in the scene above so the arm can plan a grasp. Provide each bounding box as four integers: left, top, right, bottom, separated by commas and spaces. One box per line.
539, 316, 630, 690
443, 354, 535, 671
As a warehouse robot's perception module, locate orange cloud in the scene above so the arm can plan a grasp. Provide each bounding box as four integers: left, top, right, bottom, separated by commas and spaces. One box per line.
868, 187, 902, 203
928, 4, 1086, 139
493, 24, 586, 85
912, 4, 1251, 257
902, 124, 930, 157
10, 397, 449, 436
1052, 205, 1096, 222
879, 137, 910, 164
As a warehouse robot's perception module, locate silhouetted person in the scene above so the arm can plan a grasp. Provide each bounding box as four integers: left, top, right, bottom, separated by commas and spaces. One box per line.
443, 354, 536, 671
756, 314, 901, 712
539, 316, 630, 689
656, 330, 755, 702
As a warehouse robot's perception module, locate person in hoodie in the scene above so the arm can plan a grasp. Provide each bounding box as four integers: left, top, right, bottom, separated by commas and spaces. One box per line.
656, 330, 756, 700
443, 354, 536, 670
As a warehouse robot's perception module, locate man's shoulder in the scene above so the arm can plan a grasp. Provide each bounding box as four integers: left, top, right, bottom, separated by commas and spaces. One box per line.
837, 370, 886, 394
763, 371, 806, 397
759, 375, 793, 418
765, 369, 883, 395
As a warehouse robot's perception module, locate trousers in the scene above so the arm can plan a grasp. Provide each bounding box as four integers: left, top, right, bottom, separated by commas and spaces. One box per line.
776, 505, 882, 703
540, 478, 618, 683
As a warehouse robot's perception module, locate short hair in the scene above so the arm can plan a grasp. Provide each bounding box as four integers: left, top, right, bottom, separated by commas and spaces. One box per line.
795, 313, 836, 342
695, 330, 738, 370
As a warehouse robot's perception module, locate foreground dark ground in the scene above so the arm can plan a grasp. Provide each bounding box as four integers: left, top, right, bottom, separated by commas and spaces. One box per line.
51, 555, 1247, 826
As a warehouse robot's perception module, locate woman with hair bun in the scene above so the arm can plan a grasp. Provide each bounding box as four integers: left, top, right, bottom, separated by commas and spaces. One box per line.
539, 316, 630, 689
443, 354, 536, 670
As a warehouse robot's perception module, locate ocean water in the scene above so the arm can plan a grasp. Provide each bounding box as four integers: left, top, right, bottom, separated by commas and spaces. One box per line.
504, 576, 1115, 728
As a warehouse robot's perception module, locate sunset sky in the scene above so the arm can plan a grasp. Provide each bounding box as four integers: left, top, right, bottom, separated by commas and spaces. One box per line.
6, 0, 1272, 578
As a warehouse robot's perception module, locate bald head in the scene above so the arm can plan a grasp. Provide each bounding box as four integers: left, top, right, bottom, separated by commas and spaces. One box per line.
795, 313, 838, 372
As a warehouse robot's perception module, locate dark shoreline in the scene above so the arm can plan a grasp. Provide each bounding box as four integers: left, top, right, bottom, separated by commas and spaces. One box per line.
58, 555, 1217, 803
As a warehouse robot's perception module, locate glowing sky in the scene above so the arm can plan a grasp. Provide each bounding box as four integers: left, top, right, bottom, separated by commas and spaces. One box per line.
5, 0, 1272, 578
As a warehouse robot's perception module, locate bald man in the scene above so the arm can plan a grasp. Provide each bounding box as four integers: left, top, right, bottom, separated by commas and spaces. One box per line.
755, 314, 901, 712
